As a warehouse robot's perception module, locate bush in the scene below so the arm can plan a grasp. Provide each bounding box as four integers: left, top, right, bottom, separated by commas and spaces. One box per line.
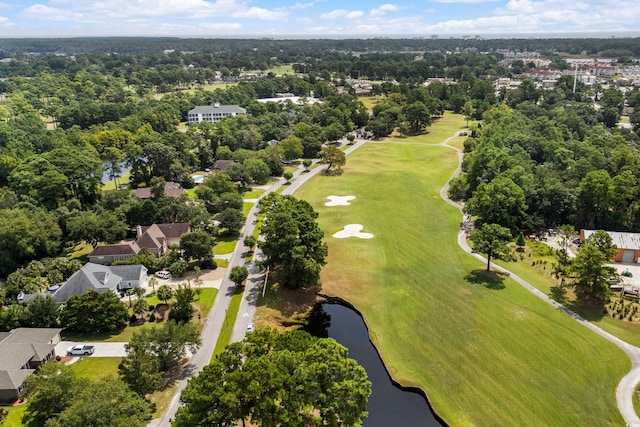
201, 257, 217, 270
148, 304, 155, 311
129, 314, 138, 324
149, 312, 156, 323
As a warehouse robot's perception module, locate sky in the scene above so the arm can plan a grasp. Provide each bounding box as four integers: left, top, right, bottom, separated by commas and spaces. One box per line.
0, 0, 638, 38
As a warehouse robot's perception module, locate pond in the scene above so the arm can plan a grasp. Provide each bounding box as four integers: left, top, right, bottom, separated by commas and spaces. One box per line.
305, 302, 445, 427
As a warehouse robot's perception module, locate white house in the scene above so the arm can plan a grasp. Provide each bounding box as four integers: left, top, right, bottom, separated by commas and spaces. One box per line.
187, 103, 246, 125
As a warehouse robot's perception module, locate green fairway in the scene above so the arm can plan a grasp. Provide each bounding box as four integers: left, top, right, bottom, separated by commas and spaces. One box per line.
294, 123, 629, 426
385, 112, 469, 144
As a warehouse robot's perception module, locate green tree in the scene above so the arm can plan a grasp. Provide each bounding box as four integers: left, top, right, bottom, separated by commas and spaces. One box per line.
25, 293, 59, 328
22, 363, 82, 427
462, 100, 476, 127
243, 235, 257, 251
180, 230, 215, 261
283, 171, 293, 183
45, 378, 151, 427
66, 209, 128, 248
173, 328, 370, 427
571, 230, 617, 302
168, 285, 195, 324
258, 194, 327, 288
244, 158, 271, 185
402, 101, 431, 134
132, 298, 149, 320
280, 136, 304, 161
157, 285, 173, 304
464, 176, 528, 233
320, 146, 346, 172
470, 223, 512, 272
119, 337, 163, 396
60, 289, 129, 333
302, 159, 312, 171
217, 208, 245, 235
230, 266, 249, 287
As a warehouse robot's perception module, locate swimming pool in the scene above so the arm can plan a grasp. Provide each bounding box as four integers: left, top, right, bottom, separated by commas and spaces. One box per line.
192, 175, 205, 184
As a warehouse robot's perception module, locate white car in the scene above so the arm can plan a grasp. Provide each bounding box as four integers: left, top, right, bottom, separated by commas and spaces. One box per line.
154, 270, 171, 279
246, 323, 255, 332
66, 344, 95, 356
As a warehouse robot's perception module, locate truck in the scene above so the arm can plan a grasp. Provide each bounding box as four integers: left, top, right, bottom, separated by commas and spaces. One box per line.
66, 344, 95, 356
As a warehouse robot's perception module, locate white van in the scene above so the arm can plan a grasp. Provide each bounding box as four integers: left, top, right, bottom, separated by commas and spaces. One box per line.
154, 270, 171, 279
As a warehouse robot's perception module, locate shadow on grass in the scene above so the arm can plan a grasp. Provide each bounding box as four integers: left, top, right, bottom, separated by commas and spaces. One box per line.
257, 281, 319, 325
549, 285, 568, 304
464, 269, 506, 290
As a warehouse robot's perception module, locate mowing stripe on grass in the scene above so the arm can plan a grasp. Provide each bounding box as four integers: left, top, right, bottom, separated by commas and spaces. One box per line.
211, 290, 243, 361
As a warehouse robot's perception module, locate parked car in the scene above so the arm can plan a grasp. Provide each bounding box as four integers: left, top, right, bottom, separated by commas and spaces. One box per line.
246, 323, 255, 333
155, 270, 171, 279
66, 344, 95, 356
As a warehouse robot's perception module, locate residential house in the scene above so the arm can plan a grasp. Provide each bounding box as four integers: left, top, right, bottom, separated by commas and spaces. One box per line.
136, 223, 191, 256
88, 241, 140, 265
580, 229, 640, 263
19, 263, 148, 305
133, 181, 185, 199
210, 159, 237, 172
0, 328, 62, 403
187, 103, 246, 125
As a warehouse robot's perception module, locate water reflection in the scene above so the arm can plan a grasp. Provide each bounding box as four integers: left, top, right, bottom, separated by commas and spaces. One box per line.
305, 303, 444, 427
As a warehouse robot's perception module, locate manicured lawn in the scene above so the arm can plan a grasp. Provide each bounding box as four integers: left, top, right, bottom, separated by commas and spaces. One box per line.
211, 288, 244, 360
65, 242, 92, 261
194, 288, 218, 318
214, 235, 238, 254
101, 171, 131, 191
497, 242, 640, 348
2, 403, 27, 427
385, 112, 468, 144
68, 357, 121, 380
359, 96, 384, 110
243, 188, 265, 199
243, 202, 254, 216
294, 121, 628, 426
263, 64, 294, 75
214, 258, 229, 268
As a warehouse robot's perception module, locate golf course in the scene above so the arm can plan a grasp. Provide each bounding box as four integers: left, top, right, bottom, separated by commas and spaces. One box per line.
295, 114, 630, 426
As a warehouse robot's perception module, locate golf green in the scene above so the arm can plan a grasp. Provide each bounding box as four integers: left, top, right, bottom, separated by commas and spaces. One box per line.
295, 137, 629, 426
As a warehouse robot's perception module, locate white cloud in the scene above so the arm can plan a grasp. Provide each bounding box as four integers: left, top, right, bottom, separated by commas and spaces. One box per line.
25, 4, 84, 21
291, 2, 313, 9
320, 9, 348, 19
433, 0, 499, 3
345, 10, 364, 19
232, 7, 288, 20
370, 3, 399, 16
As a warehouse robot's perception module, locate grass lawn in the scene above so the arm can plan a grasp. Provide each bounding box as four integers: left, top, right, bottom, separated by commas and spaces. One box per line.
211, 288, 244, 360
359, 96, 384, 110
214, 258, 229, 268
385, 112, 468, 144
64, 242, 92, 261
68, 357, 121, 380
497, 242, 640, 349
243, 202, 254, 217
102, 171, 131, 191
2, 403, 27, 427
214, 235, 238, 254
263, 64, 294, 75
293, 121, 628, 426
243, 188, 265, 199
194, 288, 218, 318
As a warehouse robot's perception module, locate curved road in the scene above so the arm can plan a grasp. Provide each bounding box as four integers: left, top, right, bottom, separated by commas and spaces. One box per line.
438, 132, 640, 427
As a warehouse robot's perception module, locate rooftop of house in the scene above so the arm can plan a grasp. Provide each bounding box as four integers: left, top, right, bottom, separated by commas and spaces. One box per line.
133, 182, 185, 199
211, 159, 237, 171
188, 104, 246, 114
51, 263, 122, 303
89, 242, 140, 257
0, 369, 34, 391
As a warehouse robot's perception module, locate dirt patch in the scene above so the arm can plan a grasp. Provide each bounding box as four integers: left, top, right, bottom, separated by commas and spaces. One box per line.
257, 284, 323, 331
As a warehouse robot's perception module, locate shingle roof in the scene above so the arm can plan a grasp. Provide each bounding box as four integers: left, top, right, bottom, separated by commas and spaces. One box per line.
155, 223, 190, 239
53, 263, 122, 303
1, 328, 62, 345
212, 160, 236, 171
89, 242, 140, 257
109, 265, 147, 281
0, 369, 34, 391
0, 344, 36, 370
133, 182, 185, 199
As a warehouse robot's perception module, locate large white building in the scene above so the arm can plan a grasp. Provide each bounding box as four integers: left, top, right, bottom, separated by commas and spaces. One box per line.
188, 103, 246, 125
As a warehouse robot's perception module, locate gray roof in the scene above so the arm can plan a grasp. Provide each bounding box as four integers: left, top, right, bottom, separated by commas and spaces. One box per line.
582, 229, 640, 250
0, 369, 34, 391
0, 344, 37, 370
1, 328, 61, 345
189, 105, 246, 115
53, 263, 122, 303
110, 264, 147, 281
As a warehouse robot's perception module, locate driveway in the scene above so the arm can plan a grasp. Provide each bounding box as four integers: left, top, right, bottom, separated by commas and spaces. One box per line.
55, 341, 127, 358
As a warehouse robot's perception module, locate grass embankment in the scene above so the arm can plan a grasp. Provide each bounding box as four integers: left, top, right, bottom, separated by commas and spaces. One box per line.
497, 242, 640, 348
211, 289, 244, 360
101, 171, 131, 191
294, 119, 628, 426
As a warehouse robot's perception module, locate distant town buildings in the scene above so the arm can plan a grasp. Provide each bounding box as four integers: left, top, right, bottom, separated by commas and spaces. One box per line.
188, 103, 246, 125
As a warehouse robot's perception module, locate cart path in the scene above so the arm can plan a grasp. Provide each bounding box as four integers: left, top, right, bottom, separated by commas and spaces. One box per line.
439, 131, 640, 427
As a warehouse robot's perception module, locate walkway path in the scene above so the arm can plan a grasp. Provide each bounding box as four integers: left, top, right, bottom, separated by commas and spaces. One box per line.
153, 138, 369, 426
439, 131, 640, 427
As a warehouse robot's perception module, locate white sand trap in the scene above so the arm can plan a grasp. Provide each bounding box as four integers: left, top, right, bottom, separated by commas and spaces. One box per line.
325, 195, 356, 206
333, 224, 374, 239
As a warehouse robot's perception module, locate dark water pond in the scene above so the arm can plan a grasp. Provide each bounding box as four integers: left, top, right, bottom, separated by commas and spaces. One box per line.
305, 302, 445, 427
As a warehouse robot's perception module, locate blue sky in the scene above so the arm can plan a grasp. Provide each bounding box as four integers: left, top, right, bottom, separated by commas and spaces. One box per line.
0, 0, 638, 38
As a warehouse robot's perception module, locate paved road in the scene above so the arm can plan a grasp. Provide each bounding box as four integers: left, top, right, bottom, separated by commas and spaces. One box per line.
439, 132, 640, 427
155, 138, 369, 426
55, 341, 127, 358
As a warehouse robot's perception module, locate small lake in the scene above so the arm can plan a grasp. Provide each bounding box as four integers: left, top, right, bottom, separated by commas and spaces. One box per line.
305, 302, 445, 427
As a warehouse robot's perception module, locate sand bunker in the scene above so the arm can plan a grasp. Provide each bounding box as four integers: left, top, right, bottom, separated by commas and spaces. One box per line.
333, 224, 374, 239
325, 195, 356, 206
